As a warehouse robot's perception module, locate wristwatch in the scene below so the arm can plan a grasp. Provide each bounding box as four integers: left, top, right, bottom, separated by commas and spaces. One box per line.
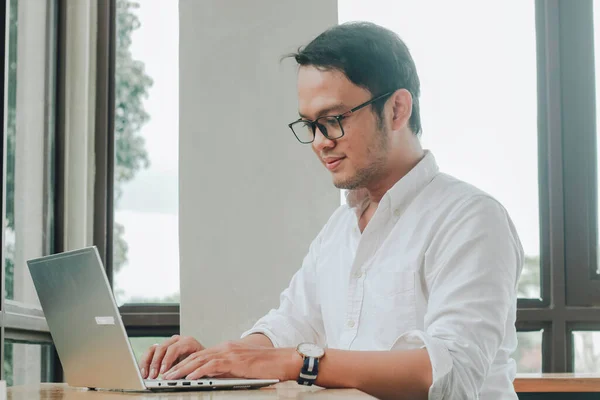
296, 342, 325, 386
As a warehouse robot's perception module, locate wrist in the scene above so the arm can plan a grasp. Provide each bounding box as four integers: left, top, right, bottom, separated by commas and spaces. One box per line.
294, 343, 325, 386
283, 348, 304, 381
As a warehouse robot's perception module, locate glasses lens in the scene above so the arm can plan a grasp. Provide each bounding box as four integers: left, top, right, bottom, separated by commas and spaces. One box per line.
316, 116, 343, 139
291, 120, 315, 143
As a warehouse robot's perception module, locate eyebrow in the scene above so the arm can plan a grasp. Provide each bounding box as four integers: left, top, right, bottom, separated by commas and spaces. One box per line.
298, 104, 347, 120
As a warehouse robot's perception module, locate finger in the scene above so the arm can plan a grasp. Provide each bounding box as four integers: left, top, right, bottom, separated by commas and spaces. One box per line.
165, 342, 237, 379
149, 335, 180, 379
139, 344, 157, 379
165, 346, 212, 375
161, 341, 193, 375
165, 355, 207, 380
164, 342, 231, 376
186, 359, 230, 380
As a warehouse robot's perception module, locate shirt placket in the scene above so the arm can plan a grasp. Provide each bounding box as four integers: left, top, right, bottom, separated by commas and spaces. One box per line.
340, 202, 389, 349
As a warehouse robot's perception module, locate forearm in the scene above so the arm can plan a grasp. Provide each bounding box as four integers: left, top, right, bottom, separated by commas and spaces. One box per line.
290, 348, 432, 400
238, 333, 274, 348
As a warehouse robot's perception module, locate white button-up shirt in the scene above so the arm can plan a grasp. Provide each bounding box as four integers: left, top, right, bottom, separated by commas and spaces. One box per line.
242, 151, 523, 399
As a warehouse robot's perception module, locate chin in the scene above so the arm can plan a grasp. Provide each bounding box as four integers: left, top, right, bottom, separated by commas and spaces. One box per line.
333, 175, 360, 190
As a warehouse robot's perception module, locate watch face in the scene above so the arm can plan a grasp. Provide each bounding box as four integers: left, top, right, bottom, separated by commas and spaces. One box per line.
298, 343, 325, 358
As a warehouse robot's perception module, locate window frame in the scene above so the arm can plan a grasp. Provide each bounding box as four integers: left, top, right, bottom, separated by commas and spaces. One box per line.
514, 0, 600, 373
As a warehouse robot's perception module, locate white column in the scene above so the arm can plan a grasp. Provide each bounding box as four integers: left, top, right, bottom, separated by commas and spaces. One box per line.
179, 0, 339, 346
61, 0, 97, 251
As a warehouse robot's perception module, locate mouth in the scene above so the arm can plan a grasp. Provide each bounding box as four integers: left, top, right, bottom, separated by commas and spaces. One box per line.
324, 156, 345, 171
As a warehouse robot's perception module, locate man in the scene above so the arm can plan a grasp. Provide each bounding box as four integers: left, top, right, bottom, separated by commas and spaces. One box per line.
139, 22, 523, 400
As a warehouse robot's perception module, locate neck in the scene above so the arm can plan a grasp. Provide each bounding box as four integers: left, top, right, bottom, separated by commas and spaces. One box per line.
365, 149, 425, 205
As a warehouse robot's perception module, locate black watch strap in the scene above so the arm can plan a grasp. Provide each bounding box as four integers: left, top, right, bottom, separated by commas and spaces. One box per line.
297, 355, 319, 386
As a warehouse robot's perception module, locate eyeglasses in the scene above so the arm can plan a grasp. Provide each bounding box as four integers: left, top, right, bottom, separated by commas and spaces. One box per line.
288, 90, 395, 144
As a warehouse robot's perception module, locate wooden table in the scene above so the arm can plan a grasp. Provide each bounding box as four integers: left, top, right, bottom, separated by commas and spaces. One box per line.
514, 374, 600, 400
514, 373, 600, 393
10, 374, 600, 399
7, 382, 375, 400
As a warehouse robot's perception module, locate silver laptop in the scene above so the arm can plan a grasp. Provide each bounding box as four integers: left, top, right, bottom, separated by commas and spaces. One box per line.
26, 246, 279, 391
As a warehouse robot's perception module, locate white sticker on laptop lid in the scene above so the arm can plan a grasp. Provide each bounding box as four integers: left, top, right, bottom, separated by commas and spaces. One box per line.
95, 316, 115, 325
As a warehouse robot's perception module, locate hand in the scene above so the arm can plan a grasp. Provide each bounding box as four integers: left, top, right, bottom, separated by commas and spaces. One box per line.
139, 335, 205, 379
162, 341, 302, 382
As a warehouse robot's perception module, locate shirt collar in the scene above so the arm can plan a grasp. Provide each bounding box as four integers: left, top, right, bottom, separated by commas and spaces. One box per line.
346, 150, 439, 218
386, 150, 439, 214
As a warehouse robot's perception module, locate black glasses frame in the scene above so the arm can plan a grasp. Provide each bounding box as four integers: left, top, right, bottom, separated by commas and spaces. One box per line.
288, 90, 396, 144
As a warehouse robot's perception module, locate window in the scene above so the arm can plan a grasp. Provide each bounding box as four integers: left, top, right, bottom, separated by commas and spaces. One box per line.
4, 341, 53, 387
514, 331, 543, 373
2, 0, 59, 385
112, 0, 180, 306
573, 331, 600, 373
92, 0, 182, 342
1, 0, 178, 383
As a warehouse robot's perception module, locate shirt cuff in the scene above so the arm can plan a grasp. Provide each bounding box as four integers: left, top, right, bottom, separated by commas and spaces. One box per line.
390, 330, 453, 400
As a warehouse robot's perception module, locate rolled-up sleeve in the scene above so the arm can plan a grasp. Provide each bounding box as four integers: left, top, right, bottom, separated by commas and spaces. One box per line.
391, 196, 523, 399
240, 227, 326, 348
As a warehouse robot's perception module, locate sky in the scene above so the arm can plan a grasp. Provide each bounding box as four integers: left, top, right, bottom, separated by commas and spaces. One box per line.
113, 0, 599, 304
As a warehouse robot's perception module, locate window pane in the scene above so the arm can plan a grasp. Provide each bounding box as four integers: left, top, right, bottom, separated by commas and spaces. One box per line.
5, 0, 56, 304
573, 331, 600, 373
338, 1, 540, 298
4, 341, 53, 387
514, 331, 543, 373
113, 0, 180, 304
128, 337, 169, 365
5, 0, 19, 301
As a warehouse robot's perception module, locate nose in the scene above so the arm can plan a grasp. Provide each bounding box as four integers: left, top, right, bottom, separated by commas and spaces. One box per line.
312, 125, 335, 154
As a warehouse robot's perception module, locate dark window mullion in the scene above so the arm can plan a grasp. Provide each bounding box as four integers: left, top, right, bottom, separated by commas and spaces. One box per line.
535, 0, 563, 312
120, 304, 180, 333
93, 0, 115, 285
560, 0, 600, 306
52, 0, 67, 384
534, 0, 569, 372
542, 324, 554, 372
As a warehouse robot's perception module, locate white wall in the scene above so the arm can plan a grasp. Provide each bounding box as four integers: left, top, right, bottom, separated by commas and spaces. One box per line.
179, 0, 339, 346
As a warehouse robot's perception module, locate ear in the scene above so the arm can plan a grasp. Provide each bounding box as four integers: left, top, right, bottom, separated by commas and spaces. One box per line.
390, 89, 413, 131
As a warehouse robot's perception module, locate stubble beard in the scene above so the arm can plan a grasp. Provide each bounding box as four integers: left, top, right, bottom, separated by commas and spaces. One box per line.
333, 124, 389, 190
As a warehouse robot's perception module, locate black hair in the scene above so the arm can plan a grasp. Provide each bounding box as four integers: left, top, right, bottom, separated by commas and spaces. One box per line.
288, 21, 422, 135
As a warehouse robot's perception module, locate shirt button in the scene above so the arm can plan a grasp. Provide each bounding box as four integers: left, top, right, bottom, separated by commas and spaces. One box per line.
394, 209, 401, 217
347, 320, 355, 328
353, 271, 363, 279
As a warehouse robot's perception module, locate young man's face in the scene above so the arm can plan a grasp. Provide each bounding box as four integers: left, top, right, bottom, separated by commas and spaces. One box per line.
297, 66, 390, 190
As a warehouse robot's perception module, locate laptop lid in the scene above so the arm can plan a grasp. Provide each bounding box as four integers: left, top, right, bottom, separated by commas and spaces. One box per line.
27, 246, 146, 390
